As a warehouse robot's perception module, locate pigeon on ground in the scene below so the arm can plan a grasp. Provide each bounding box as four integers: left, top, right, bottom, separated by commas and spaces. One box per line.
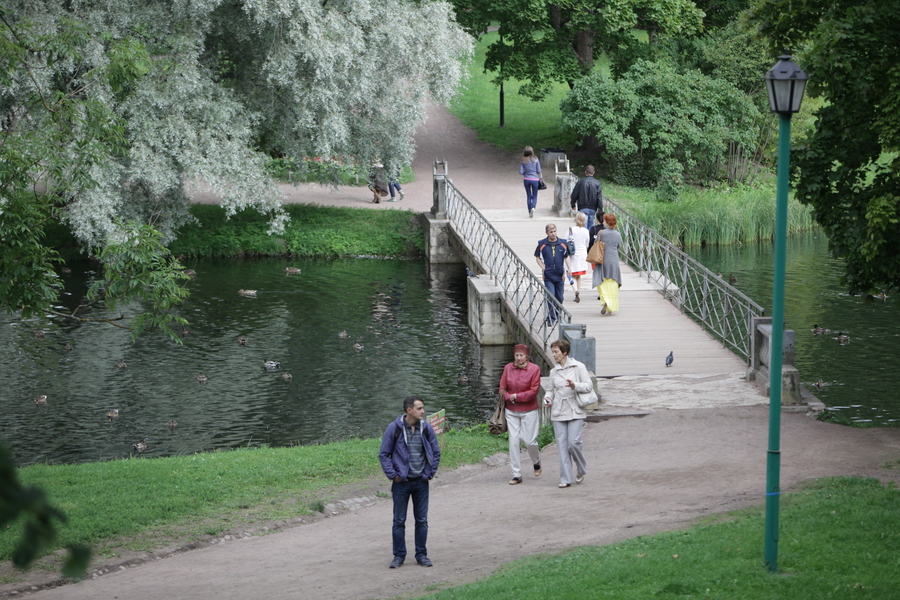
665, 351, 674, 367
465, 267, 479, 278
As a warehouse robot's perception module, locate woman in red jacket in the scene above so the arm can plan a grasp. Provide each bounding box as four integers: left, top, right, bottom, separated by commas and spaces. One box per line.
499, 344, 542, 484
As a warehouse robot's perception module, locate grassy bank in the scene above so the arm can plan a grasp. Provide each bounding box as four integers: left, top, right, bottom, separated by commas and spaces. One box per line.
168, 204, 424, 258
2, 427, 505, 565
449, 31, 579, 154
49, 204, 424, 261
423, 477, 900, 600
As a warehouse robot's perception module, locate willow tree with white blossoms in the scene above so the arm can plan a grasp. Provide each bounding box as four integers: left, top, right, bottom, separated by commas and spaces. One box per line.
0, 0, 472, 330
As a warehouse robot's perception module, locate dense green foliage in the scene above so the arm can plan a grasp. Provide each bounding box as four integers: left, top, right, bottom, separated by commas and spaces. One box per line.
169, 204, 425, 259
0, 0, 471, 319
562, 60, 761, 201
424, 477, 900, 599
1, 427, 505, 564
450, 0, 703, 101
749, 0, 900, 295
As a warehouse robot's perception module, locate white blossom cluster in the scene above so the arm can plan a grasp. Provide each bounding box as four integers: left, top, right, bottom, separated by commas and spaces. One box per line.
2, 0, 472, 247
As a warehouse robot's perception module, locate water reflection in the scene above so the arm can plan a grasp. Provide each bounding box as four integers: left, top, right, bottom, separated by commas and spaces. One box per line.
1, 258, 510, 466
686, 230, 900, 424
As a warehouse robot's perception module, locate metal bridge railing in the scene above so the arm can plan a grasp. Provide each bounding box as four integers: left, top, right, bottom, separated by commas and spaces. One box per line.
604, 197, 765, 363
440, 176, 572, 349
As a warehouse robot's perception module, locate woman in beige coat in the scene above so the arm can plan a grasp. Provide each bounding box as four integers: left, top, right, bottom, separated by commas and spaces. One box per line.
543, 339, 592, 487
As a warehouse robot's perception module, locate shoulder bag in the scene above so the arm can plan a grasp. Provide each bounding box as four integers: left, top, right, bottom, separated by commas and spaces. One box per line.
576, 384, 599, 408
488, 395, 507, 435
537, 178, 547, 190
566, 227, 575, 255
586, 230, 605, 264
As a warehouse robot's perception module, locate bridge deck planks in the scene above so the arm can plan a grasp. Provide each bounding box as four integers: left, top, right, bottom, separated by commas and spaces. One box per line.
483, 210, 747, 377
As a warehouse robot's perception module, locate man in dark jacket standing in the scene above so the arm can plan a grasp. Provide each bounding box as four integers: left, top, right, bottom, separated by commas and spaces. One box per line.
379, 396, 441, 569
570, 165, 603, 229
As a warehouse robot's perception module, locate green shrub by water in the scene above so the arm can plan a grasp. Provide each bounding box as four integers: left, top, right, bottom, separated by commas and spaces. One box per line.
423, 477, 900, 600
2, 427, 505, 561
169, 204, 424, 258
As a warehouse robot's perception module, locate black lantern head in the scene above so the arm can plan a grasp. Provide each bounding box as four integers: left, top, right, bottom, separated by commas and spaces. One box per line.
765, 55, 809, 115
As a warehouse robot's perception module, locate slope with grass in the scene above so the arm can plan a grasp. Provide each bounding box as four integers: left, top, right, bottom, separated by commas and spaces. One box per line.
423, 478, 900, 600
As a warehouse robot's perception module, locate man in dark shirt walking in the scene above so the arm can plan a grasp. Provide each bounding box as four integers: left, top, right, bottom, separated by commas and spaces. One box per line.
570, 165, 603, 230
534, 223, 572, 325
379, 396, 441, 568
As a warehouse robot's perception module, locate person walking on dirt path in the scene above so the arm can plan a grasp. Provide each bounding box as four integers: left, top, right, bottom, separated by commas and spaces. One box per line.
499, 343, 542, 485
519, 145, 542, 218
570, 165, 603, 229
386, 162, 405, 202
379, 396, 441, 569
368, 161, 389, 204
543, 339, 591, 488
534, 223, 572, 325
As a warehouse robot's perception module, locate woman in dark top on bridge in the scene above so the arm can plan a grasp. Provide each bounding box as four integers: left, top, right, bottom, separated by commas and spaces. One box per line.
589, 213, 622, 315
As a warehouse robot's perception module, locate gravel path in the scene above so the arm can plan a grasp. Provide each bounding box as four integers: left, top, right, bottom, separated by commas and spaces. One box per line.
9, 106, 900, 600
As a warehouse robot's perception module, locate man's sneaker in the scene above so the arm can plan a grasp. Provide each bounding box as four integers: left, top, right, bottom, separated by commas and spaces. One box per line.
417, 557, 433, 567
389, 557, 404, 569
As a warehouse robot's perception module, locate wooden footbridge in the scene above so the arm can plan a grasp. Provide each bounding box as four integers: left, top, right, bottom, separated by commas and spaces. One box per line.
424, 162, 794, 408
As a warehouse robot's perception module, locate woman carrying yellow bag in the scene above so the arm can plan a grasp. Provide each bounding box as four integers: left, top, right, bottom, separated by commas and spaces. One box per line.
589, 213, 622, 314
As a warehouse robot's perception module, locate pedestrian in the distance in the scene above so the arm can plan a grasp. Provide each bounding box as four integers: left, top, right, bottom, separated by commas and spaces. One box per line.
534, 223, 572, 325
386, 162, 405, 202
543, 339, 591, 488
519, 145, 542, 218
368, 161, 389, 204
569, 165, 603, 229
379, 396, 441, 569
499, 343, 542, 485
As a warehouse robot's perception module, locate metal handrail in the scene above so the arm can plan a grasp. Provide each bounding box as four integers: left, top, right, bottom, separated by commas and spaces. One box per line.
603, 197, 765, 363
441, 178, 572, 349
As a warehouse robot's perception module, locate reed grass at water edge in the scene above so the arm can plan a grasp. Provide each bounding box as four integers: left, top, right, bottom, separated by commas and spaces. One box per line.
604, 182, 816, 247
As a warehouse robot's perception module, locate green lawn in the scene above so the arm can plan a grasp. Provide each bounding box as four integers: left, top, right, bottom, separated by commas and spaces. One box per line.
423, 477, 900, 600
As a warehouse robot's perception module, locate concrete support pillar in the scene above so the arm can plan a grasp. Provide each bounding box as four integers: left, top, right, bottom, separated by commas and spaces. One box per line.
466, 276, 514, 345
422, 213, 461, 264
748, 317, 802, 405
432, 160, 448, 219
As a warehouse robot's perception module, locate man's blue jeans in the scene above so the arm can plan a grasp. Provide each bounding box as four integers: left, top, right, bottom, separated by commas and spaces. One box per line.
392, 477, 429, 560
578, 208, 596, 230
544, 277, 565, 322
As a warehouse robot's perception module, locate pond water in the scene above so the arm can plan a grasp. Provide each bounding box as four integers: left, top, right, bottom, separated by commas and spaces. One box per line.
1, 258, 510, 466
686, 229, 900, 425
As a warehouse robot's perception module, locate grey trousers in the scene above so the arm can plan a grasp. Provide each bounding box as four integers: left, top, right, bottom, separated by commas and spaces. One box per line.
552, 419, 587, 485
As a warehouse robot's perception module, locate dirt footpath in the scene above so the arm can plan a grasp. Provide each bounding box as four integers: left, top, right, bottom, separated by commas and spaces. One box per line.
21, 406, 900, 600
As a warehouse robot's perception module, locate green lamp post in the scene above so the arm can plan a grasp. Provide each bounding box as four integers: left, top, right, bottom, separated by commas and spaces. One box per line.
762, 55, 808, 573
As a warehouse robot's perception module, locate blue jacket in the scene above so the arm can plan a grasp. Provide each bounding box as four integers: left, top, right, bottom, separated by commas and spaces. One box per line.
379, 415, 441, 481
534, 237, 570, 281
